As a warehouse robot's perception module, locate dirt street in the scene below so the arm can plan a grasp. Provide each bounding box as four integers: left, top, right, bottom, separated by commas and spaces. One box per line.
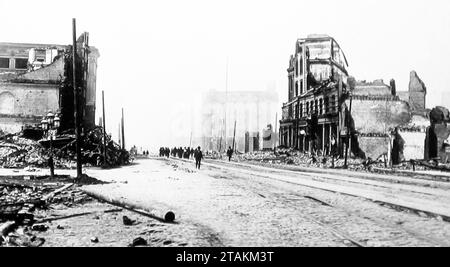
76, 158, 450, 247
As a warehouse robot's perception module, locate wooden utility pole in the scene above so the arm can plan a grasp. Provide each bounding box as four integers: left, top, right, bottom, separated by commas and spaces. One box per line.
224, 58, 228, 149
102, 91, 107, 167
73, 18, 82, 178
118, 122, 121, 147
121, 108, 125, 150
232, 120, 237, 152
274, 112, 278, 153
344, 93, 353, 169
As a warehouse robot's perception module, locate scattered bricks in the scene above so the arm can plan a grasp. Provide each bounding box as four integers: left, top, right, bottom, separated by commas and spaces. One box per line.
0, 221, 16, 238
90, 237, 99, 243
31, 224, 49, 232
130, 237, 147, 247
6, 234, 45, 247
122, 216, 135, 226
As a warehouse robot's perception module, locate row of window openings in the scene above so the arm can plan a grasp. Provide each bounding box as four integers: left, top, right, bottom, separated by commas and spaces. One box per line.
295, 58, 304, 77
289, 80, 304, 97
0, 58, 29, 69
288, 97, 337, 118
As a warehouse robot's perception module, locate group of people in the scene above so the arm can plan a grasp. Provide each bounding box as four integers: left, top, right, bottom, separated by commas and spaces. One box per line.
159, 146, 204, 169
159, 147, 170, 158
169, 147, 196, 159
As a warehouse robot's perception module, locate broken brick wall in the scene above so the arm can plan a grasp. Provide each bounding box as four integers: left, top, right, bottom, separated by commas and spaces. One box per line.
346, 96, 411, 160
426, 123, 450, 163
0, 83, 59, 134
348, 97, 411, 135
398, 130, 426, 160
356, 136, 389, 160
409, 71, 427, 111
14, 56, 64, 82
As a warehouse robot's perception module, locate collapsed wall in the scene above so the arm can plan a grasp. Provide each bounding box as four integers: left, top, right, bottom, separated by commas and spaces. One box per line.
346, 93, 411, 160
425, 106, 450, 163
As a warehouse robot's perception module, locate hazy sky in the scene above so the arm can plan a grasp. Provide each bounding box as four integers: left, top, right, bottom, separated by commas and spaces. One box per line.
1, 0, 449, 151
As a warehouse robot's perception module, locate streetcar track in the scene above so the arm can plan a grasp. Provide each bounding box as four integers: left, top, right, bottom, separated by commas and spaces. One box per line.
210, 159, 450, 189
299, 193, 449, 247
211, 160, 450, 197
203, 160, 450, 246
166, 158, 450, 246
227, 169, 448, 247
201, 160, 450, 221
207, 165, 366, 247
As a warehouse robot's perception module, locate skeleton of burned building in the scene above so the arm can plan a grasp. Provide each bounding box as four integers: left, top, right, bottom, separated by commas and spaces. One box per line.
279, 34, 433, 162
0, 34, 99, 136
279, 34, 349, 155
201, 89, 278, 152
344, 76, 430, 163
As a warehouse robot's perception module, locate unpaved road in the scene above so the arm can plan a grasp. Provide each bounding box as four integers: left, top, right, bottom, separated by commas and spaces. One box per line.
80, 158, 450, 247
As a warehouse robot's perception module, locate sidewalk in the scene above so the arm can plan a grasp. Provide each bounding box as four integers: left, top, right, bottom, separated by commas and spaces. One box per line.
206, 158, 450, 183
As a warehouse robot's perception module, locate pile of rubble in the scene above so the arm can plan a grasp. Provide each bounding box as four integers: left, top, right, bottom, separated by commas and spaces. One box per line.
230, 149, 436, 173
0, 176, 100, 247
232, 149, 365, 170
0, 136, 45, 169
0, 127, 130, 169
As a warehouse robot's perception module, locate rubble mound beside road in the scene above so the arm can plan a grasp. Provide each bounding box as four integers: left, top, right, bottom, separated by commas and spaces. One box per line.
0, 127, 130, 169
211, 149, 438, 173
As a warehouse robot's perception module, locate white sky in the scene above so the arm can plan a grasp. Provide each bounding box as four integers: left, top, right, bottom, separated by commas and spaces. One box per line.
1, 0, 449, 151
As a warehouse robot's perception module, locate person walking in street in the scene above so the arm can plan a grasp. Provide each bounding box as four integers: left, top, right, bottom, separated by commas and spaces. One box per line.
226, 146, 233, 162
330, 135, 338, 168
194, 146, 203, 169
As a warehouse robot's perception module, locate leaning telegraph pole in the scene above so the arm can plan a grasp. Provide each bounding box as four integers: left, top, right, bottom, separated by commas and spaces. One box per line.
73, 18, 82, 178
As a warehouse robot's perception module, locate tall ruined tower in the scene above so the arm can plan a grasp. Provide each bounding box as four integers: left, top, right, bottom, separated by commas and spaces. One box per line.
408, 70, 427, 111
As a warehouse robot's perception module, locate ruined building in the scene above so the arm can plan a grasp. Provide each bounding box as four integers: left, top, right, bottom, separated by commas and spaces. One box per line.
201, 89, 279, 152
0, 34, 99, 135
344, 78, 428, 161
280, 34, 432, 163
279, 34, 349, 153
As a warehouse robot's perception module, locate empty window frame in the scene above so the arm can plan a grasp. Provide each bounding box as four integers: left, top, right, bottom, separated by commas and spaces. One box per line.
0, 58, 10, 68
319, 99, 323, 115
15, 58, 28, 69
324, 97, 329, 114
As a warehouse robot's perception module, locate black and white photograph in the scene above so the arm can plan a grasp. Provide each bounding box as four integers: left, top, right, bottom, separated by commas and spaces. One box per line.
0, 0, 450, 253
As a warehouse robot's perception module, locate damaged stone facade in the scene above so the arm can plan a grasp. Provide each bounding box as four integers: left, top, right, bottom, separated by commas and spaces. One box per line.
280, 35, 431, 163
345, 72, 429, 162
425, 107, 450, 163
279, 34, 349, 154
0, 36, 99, 135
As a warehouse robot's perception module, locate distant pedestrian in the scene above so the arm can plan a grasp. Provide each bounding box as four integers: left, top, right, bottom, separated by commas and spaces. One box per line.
226, 146, 233, 162
330, 135, 337, 168
194, 146, 203, 169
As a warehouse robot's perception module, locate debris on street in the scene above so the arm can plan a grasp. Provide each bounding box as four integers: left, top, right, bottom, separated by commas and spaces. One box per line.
208, 148, 450, 175
0, 126, 130, 169
0, 176, 98, 247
